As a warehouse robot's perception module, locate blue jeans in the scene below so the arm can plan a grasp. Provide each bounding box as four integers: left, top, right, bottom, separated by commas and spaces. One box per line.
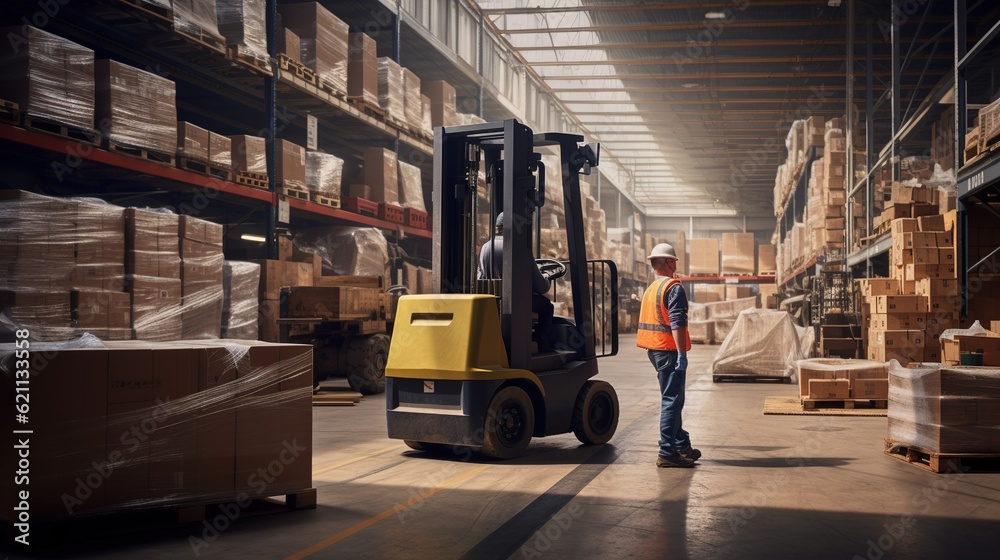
648, 350, 691, 457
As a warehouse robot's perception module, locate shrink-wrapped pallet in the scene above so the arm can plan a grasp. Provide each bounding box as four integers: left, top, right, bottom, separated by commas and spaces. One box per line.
95, 60, 177, 155
278, 2, 349, 93
222, 261, 260, 339
377, 57, 404, 120
888, 361, 1000, 453
0, 26, 95, 131
397, 160, 426, 212
294, 227, 388, 278
216, 0, 268, 61
306, 151, 344, 199
712, 308, 812, 378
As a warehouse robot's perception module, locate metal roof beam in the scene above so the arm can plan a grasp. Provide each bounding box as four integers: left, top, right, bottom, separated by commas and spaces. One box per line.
481, 1, 822, 16
528, 55, 894, 66
498, 20, 852, 34
541, 71, 944, 80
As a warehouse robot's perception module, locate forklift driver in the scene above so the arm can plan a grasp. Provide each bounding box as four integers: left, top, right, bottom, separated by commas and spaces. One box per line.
478, 212, 554, 353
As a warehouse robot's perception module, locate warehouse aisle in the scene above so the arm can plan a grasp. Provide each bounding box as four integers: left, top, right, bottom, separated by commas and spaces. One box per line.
15, 336, 1000, 560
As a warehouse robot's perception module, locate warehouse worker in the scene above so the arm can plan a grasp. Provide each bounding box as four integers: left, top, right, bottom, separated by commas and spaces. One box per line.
637, 243, 698, 468
479, 212, 554, 353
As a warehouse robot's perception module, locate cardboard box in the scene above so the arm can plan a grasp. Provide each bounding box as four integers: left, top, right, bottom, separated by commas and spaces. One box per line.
689, 238, 720, 275
276, 344, 314, 491
926, 296, 960, 314
857, 279, 899, 297
287, 286, 379, 320
721, 233, 755, 275
901, 231, 939, 249
725, 286, 754, 300
873, 295, 926, 314
229, 134, 267, 175
192, 344, 238, 495
808, 379, 850, 399
348, 184, 372, 199
422, 80, 457, 127
363, 147, 399, 204
179, 215, 224, 246
402, 67, 422, 129
940, 334, 1000, 365
870, 313, 926, 330
72, 290, 131, 329
915, 278, 959, 297
918, 214, 945, 232
851, 378, 889, 399
757, 244, 776, 274
276, 139, 306, 190
177, 121, 209, 161
347, 31, 378, 105
278, 26, 300, 58
208, 132, 232, 169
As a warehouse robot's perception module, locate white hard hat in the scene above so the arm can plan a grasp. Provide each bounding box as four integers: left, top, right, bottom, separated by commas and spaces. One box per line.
647, 243, 678, 261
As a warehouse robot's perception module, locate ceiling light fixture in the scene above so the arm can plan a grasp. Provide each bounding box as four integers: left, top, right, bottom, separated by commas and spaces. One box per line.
828, 0, 842, 6
240, 234, 266, 243
681, 83, 702, 88
704, 11, 727, 19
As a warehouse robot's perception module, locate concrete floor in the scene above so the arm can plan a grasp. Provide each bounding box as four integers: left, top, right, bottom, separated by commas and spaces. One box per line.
10, 335, 1000, 559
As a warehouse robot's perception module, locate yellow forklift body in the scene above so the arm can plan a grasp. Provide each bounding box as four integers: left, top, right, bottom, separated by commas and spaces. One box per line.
385, 294, 544, 394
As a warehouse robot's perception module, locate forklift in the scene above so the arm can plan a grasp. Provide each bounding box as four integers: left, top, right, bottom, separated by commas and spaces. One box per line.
385, 119, 620, 459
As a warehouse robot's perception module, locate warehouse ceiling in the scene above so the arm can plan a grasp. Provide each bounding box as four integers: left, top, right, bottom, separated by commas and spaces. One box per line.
476, 0, 963, 218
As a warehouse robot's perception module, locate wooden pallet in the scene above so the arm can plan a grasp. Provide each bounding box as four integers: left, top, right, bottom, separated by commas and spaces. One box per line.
312, 388, 364, 407
176, 488, 317, 523
802, 398, 887, 410
757, 270, 777, 276
172, 24, 226, 55
319, 79, 347, 100
0, 98, 20, 125
23, 114, 100, 145
311, 194, 340, 208
281, 186, 311, 201
178, 156, 232, 181
713, 375, 792, 383
113, 0, 173, 21
279, 54, 318, 86
227, 44, 272, 76
236, 171, 268, 189
348, 95, 385, 118
105, 139, 175, 165
884, 439, 1000, 474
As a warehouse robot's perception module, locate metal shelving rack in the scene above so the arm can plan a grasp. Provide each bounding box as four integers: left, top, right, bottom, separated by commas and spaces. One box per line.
955, 0, 1000, 315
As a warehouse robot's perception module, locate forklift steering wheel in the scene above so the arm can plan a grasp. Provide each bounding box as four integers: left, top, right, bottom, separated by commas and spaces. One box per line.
536, 258, 567, 280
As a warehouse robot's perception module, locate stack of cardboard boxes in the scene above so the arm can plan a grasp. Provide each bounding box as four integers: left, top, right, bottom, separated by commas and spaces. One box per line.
222, 261, 261, 339
96, 59, 177, 156
216, 0, 268, 62
179, 216, 225, 339
126, 208, 184, 341
347, 31, 379, 106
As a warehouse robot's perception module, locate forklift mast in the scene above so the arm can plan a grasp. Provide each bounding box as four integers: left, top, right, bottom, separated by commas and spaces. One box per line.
431, 119, 605, 371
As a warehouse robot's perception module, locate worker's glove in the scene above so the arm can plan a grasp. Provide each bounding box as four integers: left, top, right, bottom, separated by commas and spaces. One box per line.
676, 354, 688, 373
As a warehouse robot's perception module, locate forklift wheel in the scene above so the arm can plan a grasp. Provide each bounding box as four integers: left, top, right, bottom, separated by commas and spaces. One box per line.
344, 334, 389, 395
572, 381, 619, 445
481, 386, 535, 460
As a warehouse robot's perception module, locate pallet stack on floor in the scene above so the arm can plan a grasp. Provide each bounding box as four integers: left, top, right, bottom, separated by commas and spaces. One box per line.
796, 358, 889, 409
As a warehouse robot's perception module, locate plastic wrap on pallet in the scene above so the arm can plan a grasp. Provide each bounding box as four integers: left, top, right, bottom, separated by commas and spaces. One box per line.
0, 191, 128, 341
278, 3, 348, 94
215, 0, 268, 61
402, 67, 422, 129
711, 308, 810, 377
95, 60, 177, 155
222, 261, 260, 339
230, 134, 267, 175
397, 160, 426, 212
0, 26, 95, 131
173, 0, 224, 42
688, 320, 715, 344
0, 340, 313, 518
306, 151, 344, 199
888, 361, 1000, 453
294, 227, 388, 277
179, 238, 224, 340
125, 207, 183, 342
377, 57, 404, 119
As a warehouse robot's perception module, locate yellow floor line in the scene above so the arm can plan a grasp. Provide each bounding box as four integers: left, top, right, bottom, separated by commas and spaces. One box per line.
283, 465, 489, 560
312, 445, 402, 476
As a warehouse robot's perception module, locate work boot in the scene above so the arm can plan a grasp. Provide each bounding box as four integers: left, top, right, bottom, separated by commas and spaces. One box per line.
656, 454, 695, 468
679, 447, 702, 462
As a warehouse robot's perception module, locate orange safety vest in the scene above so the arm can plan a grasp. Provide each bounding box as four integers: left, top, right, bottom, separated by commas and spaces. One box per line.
636, 277, 692, 351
